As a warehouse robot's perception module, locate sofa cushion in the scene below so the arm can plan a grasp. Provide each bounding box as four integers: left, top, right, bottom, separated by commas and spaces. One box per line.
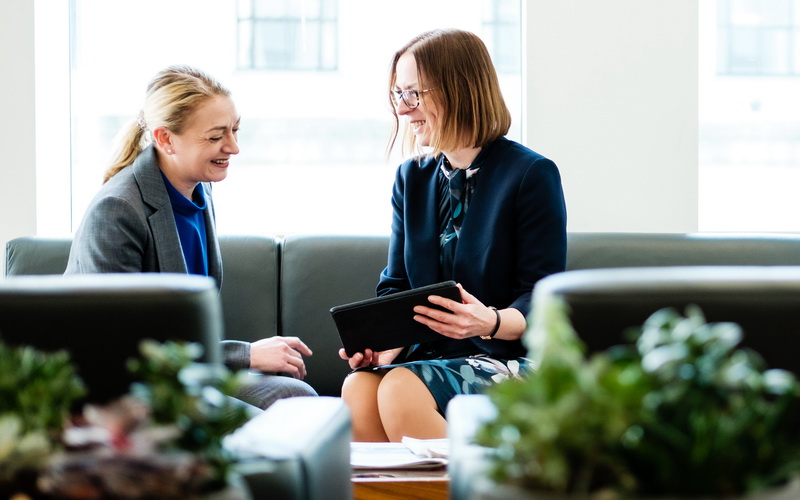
217, 235, 280, 343
279, 234, 390, 397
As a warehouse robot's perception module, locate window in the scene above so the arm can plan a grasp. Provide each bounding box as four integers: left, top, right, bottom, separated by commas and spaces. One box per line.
717, 0, 800, 76
37, 0, 522, 237
482, 0, 520, 74
699, 0, 800, 231
237, 0, 338, 71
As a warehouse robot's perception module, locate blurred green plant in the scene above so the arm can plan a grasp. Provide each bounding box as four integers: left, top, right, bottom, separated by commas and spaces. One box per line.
475, 301, 800, 498
0, 341, 86, 492
126, 340, 251, 487
0, 339, 251, 498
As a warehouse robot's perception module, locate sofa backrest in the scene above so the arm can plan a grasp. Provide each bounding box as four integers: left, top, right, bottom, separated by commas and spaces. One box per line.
215, 235, 281, 344
532, 266, 800, 375
279, 234, 390, 397
566, 232, 800, 269
0, 273, 223, 405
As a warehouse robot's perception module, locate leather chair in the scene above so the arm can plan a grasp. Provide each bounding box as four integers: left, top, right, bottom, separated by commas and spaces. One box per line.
0, 272, 222, 404
532, 265, 800, 373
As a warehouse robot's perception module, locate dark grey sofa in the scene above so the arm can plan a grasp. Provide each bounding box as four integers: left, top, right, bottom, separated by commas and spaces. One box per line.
8, 232, 800, 397
4, 234, 388, 397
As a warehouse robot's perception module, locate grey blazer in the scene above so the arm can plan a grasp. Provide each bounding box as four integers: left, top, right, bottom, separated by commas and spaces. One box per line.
65, 145, 250, 368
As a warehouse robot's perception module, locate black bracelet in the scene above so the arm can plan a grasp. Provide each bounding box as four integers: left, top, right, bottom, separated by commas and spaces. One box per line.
480, 306, 501, 340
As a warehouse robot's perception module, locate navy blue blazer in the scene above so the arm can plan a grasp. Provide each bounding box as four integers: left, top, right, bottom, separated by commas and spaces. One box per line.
378, 137, 567, 359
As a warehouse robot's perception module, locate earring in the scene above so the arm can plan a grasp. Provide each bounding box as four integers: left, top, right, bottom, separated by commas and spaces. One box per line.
167, 149, 172, 154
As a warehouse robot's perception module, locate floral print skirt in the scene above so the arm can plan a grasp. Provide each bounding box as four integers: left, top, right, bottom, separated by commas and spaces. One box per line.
357, 355, 534, 415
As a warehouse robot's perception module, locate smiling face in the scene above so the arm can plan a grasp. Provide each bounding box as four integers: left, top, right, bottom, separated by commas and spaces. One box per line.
155, 95, 240, 198
393, 52, 437, 148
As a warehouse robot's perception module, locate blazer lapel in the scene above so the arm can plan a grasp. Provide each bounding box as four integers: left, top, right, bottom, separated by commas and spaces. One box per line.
132, 146, 188, 274
407, 156, 445, 286
202, 183, 223, 288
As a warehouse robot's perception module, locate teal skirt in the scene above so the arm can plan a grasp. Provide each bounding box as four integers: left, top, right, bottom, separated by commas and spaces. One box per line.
356, 355, 534, 415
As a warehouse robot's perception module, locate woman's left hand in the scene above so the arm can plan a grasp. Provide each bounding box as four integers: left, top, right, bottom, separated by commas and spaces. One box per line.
412, 283, 498, 340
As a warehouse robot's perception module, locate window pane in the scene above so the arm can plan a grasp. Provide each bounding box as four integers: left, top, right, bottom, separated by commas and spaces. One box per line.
700, 0, 800, 231
728, 27, 760, 73
760, 28, 790, 74
237, 20, 253, 68
238, 0, 252, 18
254, 0, 290, 18
794, 31, 800, 70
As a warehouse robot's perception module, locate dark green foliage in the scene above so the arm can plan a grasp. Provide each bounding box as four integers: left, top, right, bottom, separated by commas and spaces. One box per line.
0, 341, 86, 489
0, 338, 250, 496
0, 342, 86, 434
476, 302, 800, 497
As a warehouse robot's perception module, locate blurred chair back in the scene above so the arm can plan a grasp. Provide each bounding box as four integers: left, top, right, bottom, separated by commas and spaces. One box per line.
0, 273, 223, 404
532, 266, 800, 374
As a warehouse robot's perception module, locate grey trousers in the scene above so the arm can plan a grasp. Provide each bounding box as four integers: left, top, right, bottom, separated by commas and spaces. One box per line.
236, 372, 319, 410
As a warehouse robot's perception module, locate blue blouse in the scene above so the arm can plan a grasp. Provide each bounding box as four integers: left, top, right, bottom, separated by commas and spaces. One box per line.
162, 173, 209, 276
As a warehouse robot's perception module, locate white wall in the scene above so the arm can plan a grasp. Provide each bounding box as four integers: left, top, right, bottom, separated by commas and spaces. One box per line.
0, 0, 37, 271
525, 0, 699, 232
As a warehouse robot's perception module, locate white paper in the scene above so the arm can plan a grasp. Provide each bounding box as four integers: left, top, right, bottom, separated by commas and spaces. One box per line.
350, 442, 448, 470
400, 436, 449, 459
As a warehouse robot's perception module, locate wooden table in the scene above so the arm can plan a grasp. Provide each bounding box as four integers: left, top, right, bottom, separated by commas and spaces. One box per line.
352, 468, 448, 500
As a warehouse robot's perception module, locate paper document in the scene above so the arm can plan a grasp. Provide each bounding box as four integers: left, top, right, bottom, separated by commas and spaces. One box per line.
350, 440, 449, 469
400, 436, 449, 459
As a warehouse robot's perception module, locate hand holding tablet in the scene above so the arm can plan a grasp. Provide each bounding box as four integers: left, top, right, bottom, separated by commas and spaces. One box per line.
330, 281, 461, 357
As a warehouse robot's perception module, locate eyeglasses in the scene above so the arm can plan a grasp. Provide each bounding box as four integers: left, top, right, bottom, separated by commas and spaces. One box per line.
391, 88, 435, 109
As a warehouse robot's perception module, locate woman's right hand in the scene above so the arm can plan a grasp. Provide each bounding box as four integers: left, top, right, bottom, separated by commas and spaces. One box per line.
339, 347, 402, 370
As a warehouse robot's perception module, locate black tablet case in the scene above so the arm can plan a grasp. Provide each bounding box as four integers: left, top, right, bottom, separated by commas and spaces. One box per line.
330, 281, 461, 356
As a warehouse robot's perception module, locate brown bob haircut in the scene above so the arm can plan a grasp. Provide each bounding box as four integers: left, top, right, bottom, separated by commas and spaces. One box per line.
388, 29, 512, 158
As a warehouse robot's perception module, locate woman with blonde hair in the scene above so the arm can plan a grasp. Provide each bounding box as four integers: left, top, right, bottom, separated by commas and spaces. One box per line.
66, 65, 317, 409
339, 29, 567, 441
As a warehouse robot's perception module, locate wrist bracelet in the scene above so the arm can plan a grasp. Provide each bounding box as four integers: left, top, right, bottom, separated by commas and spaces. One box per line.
480, 306, 501, 340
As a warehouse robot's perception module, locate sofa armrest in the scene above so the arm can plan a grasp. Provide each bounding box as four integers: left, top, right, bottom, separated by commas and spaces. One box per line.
5, 236, 71, 276
225, 396, 352, 500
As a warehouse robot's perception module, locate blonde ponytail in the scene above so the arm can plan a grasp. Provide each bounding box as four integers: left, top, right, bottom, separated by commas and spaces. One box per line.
103, 117, 149, 183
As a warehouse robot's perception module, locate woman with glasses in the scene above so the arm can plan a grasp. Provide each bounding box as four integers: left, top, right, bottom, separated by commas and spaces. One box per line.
65, 65, 317, 410
339, 29, 567, 441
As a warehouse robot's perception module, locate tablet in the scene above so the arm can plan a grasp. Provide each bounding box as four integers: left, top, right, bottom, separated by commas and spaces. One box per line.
330, 281, 461, 357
